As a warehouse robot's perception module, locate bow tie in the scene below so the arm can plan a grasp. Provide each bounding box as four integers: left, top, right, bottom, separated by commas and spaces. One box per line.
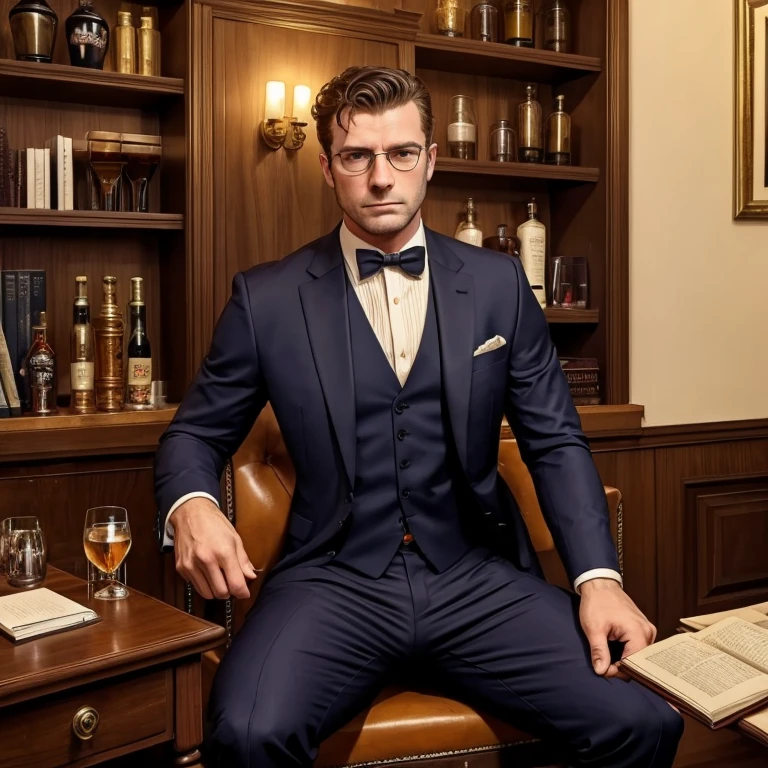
355, 246, 426, 280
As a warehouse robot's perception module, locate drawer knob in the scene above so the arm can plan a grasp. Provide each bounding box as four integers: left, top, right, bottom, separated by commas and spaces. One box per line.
72, 706, 100, 740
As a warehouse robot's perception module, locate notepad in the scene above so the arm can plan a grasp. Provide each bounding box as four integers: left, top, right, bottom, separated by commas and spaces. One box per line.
0, 587, 100, 643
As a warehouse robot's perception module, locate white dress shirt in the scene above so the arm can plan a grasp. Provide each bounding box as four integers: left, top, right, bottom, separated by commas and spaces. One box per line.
163, 220, 622, 592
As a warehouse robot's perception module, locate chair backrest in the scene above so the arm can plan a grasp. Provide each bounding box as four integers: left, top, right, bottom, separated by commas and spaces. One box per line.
225, 404, 621, 631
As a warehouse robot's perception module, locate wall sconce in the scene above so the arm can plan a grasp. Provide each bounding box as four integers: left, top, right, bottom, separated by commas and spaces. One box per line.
261, 82, 312, 151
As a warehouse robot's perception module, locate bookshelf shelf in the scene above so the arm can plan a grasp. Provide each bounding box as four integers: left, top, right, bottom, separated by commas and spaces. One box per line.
415, 33, 602, 83
432, 158, 600, 184
544, 308, 600, 324
0, 406, 178, 461
0, 59, 184, 109
0, 209, 184, 230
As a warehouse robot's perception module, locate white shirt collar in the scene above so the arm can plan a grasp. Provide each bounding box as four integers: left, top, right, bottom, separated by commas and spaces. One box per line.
339, 219, 427, 285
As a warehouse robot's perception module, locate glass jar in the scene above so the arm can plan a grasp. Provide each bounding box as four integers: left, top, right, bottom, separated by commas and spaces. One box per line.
545, 0, 571, 53
517, 83, 543, 163
469, 0, 500, 43
489, 120, 515, 162
436, 0, 466, 37
447, 95, 477, 160
504, 0, 533, 47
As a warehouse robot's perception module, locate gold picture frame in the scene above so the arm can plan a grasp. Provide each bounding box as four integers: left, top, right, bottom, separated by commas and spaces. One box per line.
735, 0, 768, 218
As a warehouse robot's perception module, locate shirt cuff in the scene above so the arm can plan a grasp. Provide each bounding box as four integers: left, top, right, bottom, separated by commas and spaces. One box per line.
163, 492, 221, 548
573, 568, 623, 594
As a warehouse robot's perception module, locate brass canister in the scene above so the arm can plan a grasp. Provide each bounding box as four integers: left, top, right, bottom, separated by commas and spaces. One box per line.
138, 12, 161, 76
115, 10, 136, 74
93, 276, 125, 412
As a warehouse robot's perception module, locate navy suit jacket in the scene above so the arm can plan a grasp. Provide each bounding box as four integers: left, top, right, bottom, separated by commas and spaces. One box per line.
154, 225, 619, 583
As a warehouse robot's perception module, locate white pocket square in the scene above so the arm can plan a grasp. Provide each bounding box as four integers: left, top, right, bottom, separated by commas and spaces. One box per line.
473, 335, 507, 357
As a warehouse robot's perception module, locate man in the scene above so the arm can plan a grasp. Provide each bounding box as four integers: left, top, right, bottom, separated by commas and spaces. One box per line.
155, 66, 683, 767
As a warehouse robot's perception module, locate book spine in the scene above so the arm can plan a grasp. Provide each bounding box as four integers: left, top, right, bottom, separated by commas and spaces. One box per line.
0, 319, 21, 416
16, 271, 31, 407
43, 146, 51, 209
0, 127, 8, 208
0, 372, 9, 418
29, 270, 46, 327
15, 149, 22, 208
64, 137, 74, 210
1, 271, 19, 395
26, 149, 35, 209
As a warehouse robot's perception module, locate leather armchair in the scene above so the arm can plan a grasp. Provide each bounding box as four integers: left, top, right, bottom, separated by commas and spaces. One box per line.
201, 404, 623, 768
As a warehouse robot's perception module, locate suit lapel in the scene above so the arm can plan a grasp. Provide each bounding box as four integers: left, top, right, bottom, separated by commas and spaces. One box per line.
426, 228, 474, 470
298, 231, 356, 490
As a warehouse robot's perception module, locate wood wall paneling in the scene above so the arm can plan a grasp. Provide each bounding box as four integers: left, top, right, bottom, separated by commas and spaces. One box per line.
0, 459, 171, 601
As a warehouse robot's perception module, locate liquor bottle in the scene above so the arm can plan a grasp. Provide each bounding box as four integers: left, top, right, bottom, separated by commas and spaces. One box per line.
516, 198, 547, 307
115, 10, 136, 74
23, 311, 57, 416
70, 275, 96, 414
93, 276, 124, 412
504, 0, 533, 47
125, 277, 153, 410
455, 197, 483, 246
483, 224, 521, 259
138, 9, 160, 76
545, 95, 572, 165
447, 95, 477, 161
545, 0, 571, 53
517, 83, 543, 163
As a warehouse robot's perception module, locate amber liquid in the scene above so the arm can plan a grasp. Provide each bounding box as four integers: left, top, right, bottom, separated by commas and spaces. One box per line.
84, 526, 131, 574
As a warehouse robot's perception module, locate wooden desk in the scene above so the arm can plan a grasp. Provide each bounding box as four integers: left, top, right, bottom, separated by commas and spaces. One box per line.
0, 567, 226, 768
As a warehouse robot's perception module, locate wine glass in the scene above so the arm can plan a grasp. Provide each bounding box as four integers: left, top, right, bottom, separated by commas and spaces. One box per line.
83, 506, 132, 600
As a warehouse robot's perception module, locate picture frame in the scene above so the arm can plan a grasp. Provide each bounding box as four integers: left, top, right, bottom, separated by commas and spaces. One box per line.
735, 0, 768, 218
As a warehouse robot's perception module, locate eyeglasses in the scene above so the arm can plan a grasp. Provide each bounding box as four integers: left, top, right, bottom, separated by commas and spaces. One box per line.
332, 146, 426, 175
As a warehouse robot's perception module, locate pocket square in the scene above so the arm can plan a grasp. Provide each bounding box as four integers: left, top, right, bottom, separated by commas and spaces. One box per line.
473, 335, 507, 357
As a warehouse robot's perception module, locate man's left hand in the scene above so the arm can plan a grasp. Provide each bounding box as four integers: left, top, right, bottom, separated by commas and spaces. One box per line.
579, 578, 656, 678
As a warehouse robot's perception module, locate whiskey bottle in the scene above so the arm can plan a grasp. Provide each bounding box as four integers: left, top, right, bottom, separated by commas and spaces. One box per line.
23, 311, 57, 416
455, 197, 483, 246
545, 94, 572, 165
70, 276, 96, 414
93, 276, 125, 412
516, 198, 547, 307
518, 84, 543, 163
125, 277, 153, 410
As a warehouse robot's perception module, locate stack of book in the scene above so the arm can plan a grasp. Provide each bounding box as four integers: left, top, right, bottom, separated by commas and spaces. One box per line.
0, 269, 47, 417
559, 357, 600, 406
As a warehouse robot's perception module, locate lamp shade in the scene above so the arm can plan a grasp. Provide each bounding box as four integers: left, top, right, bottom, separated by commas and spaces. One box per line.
292, 84, 311, 124
264, 80, 285, 120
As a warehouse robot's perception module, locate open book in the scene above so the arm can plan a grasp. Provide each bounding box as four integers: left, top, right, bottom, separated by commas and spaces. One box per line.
680, 602, 768, 632
621, 617, 768, 728
0, 588, 100, 643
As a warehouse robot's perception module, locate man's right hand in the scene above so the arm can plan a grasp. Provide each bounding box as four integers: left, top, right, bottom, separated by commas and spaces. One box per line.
171, 497, 258, 600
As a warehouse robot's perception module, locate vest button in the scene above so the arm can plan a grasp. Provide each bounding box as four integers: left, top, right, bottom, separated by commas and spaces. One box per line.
397, 429, 409, 440
326, 550, 336, 557
401, 489, 410, 499
399, 459, 410, 469
394, 401, 408, 414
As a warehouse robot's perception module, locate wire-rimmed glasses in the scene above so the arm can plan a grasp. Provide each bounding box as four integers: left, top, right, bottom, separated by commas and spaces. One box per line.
332, 146, 426, 175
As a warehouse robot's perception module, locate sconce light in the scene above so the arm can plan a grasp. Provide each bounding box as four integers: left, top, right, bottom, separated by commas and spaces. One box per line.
261, 81, 312, 151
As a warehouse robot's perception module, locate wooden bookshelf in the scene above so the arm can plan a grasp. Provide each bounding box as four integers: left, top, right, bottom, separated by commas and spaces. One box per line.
433, 157, 600, 184
544, 308, 600, 324
415, 33, 602, 83
0, 209, 184, 230
0, 59, 184, 108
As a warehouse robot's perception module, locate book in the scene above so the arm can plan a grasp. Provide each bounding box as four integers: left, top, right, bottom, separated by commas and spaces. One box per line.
0, 587, 100, 643
740, 704, 768, 746
680, 602, 768, 632
1, 270, 20, 399
621, 617, 768, 728
0, 319, 21, 415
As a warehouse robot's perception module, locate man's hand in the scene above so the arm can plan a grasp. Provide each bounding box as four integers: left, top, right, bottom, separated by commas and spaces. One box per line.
579, 578, 656, 678
171, 497, 258, 600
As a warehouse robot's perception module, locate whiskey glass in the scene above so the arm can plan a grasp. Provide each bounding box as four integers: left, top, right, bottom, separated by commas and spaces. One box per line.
122, 143, 161, 213
88, 140, 125, 211
5, 516, 47, 588
83, 506, 132, 600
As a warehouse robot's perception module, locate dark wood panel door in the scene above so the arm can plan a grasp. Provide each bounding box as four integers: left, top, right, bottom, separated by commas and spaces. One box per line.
0, 457, 171, 601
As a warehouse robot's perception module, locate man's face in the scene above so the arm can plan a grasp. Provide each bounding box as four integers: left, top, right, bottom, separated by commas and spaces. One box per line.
319, 101, 437, 246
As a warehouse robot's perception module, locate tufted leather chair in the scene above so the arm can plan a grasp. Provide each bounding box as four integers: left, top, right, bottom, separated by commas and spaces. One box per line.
201, 404, 623, 768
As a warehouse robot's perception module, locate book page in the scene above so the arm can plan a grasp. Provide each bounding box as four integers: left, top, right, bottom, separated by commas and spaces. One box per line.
698, 617, 768, 674
742, 704, 768, 734
681, 606, 768, 631
622, 633, 768, 720
0, 588, 94, 632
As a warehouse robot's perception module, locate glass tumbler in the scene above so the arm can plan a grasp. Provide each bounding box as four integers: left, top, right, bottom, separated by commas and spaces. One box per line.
552, 256, 588, 308
5, 516, 47, 588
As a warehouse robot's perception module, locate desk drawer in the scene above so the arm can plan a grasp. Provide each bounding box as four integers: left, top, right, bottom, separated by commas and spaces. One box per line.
1, 668, 173, 768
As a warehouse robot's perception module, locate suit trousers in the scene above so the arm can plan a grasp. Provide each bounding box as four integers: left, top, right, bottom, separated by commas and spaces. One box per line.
208, 545, 684, 768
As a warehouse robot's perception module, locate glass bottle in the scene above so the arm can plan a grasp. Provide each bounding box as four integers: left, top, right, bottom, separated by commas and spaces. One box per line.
138, 9, 160, 76
447, 95, 477, 161
70, 276, 96, 414
516, 198, 547, 307
115, 10, 136, 74
483, 224, 521, 258
436, 0, 466, 37
545, 0, 571, 53
65, 0, 110, 70
489, 119, 516, 162
23, 311, 57, 416
125, 277, 153, 410
504, 0, 533, 47
93, 276, 124, 412
517, 83, 543, 163
545, 94, 571, 165
469, 0, 500, 42
455, 197, 483, 246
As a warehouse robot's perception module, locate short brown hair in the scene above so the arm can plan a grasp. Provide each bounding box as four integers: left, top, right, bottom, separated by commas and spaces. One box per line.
312, 66, 434, 158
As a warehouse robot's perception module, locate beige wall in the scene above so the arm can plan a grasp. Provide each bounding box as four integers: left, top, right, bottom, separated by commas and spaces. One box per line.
629, 0, 768, 426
